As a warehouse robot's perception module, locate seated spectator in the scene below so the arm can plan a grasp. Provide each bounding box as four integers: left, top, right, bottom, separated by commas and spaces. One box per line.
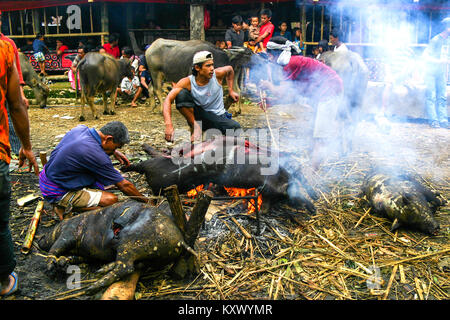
33, 33, 49, 76
103, 33, 120, 58
316, 39, 330, 60
248, 15, 264, 53
330, 28, 348, 52
274, 21, 292, 41
121, 46, 139, 72
215, 40, 222, 48
115, 69, 141, 107
225, 15, 247, 48
292, 28, 305, 52
312, 46, 320, 59
219, 40, 226, 50
19, 39, 34, 52
56, 39, 69, 56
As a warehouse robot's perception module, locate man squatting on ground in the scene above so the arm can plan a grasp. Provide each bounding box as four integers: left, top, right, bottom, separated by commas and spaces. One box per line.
0, 40, 39, 297
163, 51, 241, 143
259, 37, 344, 170
39, 121, 149, 220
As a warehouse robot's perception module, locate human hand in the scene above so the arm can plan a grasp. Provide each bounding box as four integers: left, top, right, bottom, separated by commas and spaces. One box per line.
229, 90, 239, 102
114, 150, 130, 166
165, 124, 174, 142
18, 147, 39, 176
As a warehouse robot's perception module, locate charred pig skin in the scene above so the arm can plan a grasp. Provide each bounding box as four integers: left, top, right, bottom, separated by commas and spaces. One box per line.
38, 200, 199, 294
362, 168, 445, 235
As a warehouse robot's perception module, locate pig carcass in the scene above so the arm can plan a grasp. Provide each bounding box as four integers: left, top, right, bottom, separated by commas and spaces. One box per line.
362, 168, 445, 235
38, 200, 206, 294
122, 136, 318, 214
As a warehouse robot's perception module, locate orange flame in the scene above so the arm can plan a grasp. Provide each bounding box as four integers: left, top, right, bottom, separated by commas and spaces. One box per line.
187, 184, 204, 198
186, 185, 263, 214
224, 187, 263, 214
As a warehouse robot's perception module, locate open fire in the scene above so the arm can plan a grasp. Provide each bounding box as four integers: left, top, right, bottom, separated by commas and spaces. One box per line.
186, 184, 263, 214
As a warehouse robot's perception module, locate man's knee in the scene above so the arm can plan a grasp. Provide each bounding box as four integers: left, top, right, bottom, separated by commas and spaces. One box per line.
99, 192, 118, 207
175, 89, 196, 109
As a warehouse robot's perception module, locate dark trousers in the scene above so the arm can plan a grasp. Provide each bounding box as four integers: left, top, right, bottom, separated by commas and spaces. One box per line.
175, 88, 241, 134
0, 161, 15, 278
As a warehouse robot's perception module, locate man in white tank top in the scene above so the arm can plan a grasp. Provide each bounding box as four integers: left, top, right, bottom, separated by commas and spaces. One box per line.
162, 51, 241, 142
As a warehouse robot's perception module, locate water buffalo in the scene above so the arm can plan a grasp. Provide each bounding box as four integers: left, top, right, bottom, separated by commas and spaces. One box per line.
19, 52, 49, 108
76, 52, 134, 121
145, 38, 253, 112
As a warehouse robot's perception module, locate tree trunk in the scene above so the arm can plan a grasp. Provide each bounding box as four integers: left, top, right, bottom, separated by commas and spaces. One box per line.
190, 4, 205, 41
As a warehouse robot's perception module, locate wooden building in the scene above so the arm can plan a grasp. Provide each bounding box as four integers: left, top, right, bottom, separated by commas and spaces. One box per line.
1, 0, 449, 74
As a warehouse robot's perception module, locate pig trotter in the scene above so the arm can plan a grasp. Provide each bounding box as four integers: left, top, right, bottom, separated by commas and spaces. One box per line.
87, 261, 135, 294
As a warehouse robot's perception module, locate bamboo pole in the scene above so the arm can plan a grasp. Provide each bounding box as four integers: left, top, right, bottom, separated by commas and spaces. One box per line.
8, 12, 13, 36
21, 200, 44, 254
320, 5, 324, 41
56, 7, 59, 34
44, 8, 48, 36
20, 11, 24, 36
90, 3, 94, 33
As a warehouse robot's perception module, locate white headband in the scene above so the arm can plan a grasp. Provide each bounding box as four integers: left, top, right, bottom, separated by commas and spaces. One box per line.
266, 40, 300, 66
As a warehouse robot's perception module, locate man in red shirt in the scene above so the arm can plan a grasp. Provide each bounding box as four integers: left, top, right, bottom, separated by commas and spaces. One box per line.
103, 34, 120, 59
255, 9, 275, 50
56, 39, 69, 56
260, 37, 344, 170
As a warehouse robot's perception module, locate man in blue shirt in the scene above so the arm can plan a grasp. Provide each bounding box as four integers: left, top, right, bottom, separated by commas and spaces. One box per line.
39, 121, 148, 220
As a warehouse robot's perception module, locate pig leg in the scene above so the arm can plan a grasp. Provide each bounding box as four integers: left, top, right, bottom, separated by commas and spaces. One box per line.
86, 260, 135, 294
45, 235, 77, 275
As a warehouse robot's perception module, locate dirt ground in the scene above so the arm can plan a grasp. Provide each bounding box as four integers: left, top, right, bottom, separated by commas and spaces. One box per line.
2, 81, 449, 300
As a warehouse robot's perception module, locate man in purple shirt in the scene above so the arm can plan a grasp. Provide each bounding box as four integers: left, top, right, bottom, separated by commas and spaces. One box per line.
39, 121, 148, 220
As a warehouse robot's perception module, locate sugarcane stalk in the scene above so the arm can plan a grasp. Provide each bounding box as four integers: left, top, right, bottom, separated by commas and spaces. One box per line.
21, 200, 44, 254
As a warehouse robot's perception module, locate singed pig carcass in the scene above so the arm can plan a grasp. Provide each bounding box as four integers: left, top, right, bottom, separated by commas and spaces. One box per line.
122, 136, 318, 214
362, 168, 446, 235
38, 200, 205, 295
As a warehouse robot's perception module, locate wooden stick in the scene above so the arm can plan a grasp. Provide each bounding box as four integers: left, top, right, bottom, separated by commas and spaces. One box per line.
259, 89, 279, 149
101, 270, 141, 300
164, 185, 187, 236
230, 216, 252, 239
383, 264, 398, 300
185, 190, 213, 247
21, 200, 44, 254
